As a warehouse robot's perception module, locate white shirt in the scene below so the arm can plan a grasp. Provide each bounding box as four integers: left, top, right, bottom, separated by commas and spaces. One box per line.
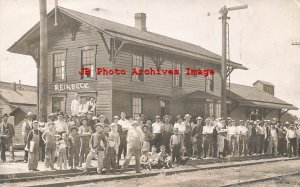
203, 125, 214, 134
152, 122, 162, 134
228, 126, 238, 135
54, 120, 67, 133
286, 129, 297, 139
71, 99, 80, 115
118, 118, 130, 131
270, 128, 277, 138
174, 122, 186, 134
22, 120, 32, 136
237, 125, 248, 135
79, 103, 89, 114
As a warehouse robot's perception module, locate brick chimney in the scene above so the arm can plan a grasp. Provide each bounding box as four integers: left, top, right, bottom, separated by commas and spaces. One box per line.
134, 13, 147, 31
11, 82, 16, 91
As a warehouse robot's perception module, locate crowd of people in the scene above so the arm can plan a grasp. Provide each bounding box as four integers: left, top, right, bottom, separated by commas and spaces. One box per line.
0, 102, 300, 174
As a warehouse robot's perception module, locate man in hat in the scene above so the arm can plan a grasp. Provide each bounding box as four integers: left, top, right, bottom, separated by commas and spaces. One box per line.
87, 97, 96, 114
121, 121, 143, 174
79, 97, 89, 114
68, 126, 80, 170
183, 114, 193, 155
152, 115, 162, 151
237, 120, 248, 156
267, 122, 278, 155
38, 115, 47, 162
22, 112, 34, 162
286, 122, 297, 157
90, 116, 98, 133
105, 123, 120, 174
192, 116, 203, 159
27, 120, 41, 171
174, 115, 185, 146
160, 115, 173, 154
55, 112, 68, 135
71, 94, 80, 116
0, 113, 15, 162
85, 123, 107, 174
203, 118, 214, 158
98, 115, 106, 127
118, 112, 129, 165
78, 118, 92, 167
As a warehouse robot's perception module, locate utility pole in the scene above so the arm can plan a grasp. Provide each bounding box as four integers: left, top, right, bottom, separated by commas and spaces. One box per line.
219, 4, 247, 118
39, 0, 48, 119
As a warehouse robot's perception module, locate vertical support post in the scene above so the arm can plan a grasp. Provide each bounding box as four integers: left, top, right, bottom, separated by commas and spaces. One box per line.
39, 0, 48, 119
220, 7, 228, 119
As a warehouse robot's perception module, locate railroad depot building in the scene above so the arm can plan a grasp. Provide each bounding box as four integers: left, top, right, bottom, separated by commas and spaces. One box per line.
7, 7, 297, 121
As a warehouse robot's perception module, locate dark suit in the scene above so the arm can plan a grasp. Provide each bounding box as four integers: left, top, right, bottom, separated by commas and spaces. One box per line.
0, 122, 15, 162
117, 123, 127, 166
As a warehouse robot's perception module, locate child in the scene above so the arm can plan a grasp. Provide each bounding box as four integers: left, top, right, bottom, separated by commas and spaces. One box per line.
148, 146, 159, 169
78, 118, 92, 167
84, 124, 107, 174
158, 145, 172, 169
105, 123, 120, 174
57, 133, 68, 170
68, 127, 80, 169
142, 125, 152, 152
42, 122, 56, 170
170, 128, 182, 165
141, 150, 151, 170
180, 147, 189, 165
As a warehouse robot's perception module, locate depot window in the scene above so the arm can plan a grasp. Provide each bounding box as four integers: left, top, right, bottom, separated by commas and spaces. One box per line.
132, 97, 143, 120
53, 52, 66, 81
173, 62, 182, 87
81, 49, 96, 79
159, 100, 170, 117
132, 53, 144, 82
206, 74, 214, 92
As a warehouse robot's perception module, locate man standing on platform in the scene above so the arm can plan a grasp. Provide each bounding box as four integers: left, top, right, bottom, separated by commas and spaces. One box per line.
22, 112, 34, 163
117, 112, 129, 164
0, 113, 15, 162
71, 94, 80, 116
152, 115, 162, 151
121, 121, 144, 174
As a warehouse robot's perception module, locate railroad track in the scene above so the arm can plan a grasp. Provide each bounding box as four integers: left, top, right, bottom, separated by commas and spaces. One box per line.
220, 171, 300, 187
1, 157, 299, 187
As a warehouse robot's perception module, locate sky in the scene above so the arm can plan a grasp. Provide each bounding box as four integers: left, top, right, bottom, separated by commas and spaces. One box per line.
0, 0, 299, 117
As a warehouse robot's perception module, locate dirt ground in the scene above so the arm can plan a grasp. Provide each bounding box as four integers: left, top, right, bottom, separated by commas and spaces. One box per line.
68, 160, 300, 187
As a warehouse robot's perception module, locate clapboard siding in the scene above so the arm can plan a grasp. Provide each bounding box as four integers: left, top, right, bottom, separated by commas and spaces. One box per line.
113, 46, 221, 98
47, 22, 112, 119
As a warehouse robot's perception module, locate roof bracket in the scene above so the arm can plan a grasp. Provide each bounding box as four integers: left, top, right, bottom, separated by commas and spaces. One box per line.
98, 31, 111, 55
113, 41, 126, 63
226, 67, 234, 78
280, 109, 289, 117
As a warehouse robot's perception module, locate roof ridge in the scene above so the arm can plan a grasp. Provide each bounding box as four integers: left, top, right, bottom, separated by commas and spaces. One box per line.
58, 6, 235, 64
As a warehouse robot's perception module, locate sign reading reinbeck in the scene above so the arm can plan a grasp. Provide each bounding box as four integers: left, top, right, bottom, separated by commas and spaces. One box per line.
54, 82, 89, 91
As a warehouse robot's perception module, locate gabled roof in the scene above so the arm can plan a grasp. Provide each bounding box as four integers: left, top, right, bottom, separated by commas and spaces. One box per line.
9, 105, 37, 116
228, 83, 298, 110
8, 7, 247, 70
253, 80, 274, 86
0, 89, 37, 105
